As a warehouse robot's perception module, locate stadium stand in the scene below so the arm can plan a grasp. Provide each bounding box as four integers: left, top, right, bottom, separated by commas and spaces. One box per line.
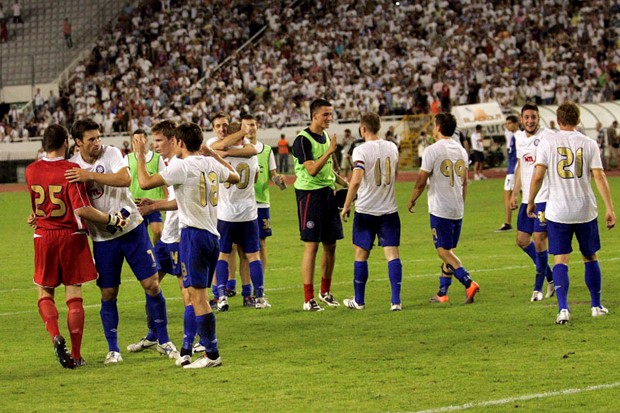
0, 0, 619, 139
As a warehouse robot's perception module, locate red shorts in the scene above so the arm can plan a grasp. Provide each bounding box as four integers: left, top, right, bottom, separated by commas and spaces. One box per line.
34, 229, 97, 288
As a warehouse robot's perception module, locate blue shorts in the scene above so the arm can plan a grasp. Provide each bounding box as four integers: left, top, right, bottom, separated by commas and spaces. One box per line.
295, 187, 343, 243
547, 218, 600, 256
143, 211, 163, 225
179, 227, 219, 289
154, 240, 180, 276
257, 207, 272, 239
93, 224, 160, 289
352, 212, 400, 251
430, 214, 462, 250
517, 202, 547, 234
217, 219, 260, 254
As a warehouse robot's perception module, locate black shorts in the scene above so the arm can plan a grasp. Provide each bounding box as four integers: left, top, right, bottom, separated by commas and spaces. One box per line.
471, 150, 484, 163
295, 187, 344, 243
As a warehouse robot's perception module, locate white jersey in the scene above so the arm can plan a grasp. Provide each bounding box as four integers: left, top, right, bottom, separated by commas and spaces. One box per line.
70, 145, 141, 241
351, 139, 399, 216
216, 152, 259, 222
536, 130, 602, 224
160, 155, 231, 236
515, 127, 550, 203
471, 131, 484, 152
160, 156, 179, 244
421, 138, 469, 220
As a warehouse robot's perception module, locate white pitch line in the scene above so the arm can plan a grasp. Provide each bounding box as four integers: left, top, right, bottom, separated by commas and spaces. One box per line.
410, 381, 620, 413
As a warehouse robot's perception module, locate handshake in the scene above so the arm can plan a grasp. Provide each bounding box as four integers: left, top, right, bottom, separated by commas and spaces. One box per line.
106, 207, 131, 234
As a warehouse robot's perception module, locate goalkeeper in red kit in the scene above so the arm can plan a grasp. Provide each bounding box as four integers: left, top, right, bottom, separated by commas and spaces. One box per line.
26, 124, 129, 369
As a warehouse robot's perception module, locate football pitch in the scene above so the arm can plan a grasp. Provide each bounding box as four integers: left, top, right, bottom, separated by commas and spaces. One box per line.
1, 177, 620, 412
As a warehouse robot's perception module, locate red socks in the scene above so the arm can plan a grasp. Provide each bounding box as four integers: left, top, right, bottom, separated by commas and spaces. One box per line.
320, 277, 332, 295
38, 297, 60, 340
303, 284, 314, 302
66, 298, 84, 360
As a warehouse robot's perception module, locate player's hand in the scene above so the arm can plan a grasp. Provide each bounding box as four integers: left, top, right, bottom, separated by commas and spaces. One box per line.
65, 167, 91, 183
132, 135, 146, 156
407, 199, 416, 213
106, 207, 131, 234
340, 205, 350, 222
509, 196, 518, 210
271, 174, 287, 190
136, 198, 154, 206
327, 133, 338, 155
27, 212, 37, 229
606, 210, 616, 230
526, 202, 536, 218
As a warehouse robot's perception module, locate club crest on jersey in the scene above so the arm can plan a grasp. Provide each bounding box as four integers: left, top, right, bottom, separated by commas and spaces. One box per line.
95, 165, 104, 173
534, 139, 540, 146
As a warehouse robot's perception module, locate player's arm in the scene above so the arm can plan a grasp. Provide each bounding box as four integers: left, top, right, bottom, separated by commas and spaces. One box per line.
526, 164, 546, 217
209, 128, 247, 150
303, 135, 338, 177
341, 167, 362, 221
462, 165, 469, 202
222, 144, 257, 158
65, 166, 131, 187
201, 144, 240, 185
408, 170, 430, 213
592, 169, 616, 229
75, 206, 131, 232
510, 160, 521, 209
139, 199, 178, 216
334, 171, 349, 187
132, 135, 167, 189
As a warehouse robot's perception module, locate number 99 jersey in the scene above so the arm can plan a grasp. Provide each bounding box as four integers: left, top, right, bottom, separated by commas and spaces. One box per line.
421, 139, 469, 220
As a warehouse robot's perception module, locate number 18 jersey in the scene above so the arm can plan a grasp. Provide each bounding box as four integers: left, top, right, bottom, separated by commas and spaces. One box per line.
421, 138, 469, 220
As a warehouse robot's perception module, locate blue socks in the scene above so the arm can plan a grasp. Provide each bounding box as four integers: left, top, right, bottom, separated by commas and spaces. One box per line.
584, 261, 602, 308
182, 305, 197, 351
241, 284, 252, 298
146, 291, 170, 344
215, 260, 229, 299
453, 267, 472, 287
100, 299, 120, 352
144, 303, 157, 342
388, 259, 402, 305
522, 242, 537, 264
249, 260, 264, 298
226, 279, 237, 292
534, 251, 549, 291
439, 276, 453, 296
196, 312, 219, 360
552, 264, 570, 311
353, 261, 368, 305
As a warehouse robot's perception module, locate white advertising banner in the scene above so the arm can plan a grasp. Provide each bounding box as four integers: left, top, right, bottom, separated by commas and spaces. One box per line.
452, 102, 505, 128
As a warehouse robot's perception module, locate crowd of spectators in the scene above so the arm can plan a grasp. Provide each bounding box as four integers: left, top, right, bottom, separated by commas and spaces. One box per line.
1, 0, 620, 141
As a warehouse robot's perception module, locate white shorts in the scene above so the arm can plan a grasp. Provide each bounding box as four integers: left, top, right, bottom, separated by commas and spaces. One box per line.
504, 173, 515, 191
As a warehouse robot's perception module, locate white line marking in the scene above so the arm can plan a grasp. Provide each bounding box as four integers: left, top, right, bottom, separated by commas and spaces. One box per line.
410, 381, 620, 413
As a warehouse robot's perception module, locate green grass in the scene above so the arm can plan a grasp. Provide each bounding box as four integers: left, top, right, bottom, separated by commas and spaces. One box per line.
2, 178, 620, 412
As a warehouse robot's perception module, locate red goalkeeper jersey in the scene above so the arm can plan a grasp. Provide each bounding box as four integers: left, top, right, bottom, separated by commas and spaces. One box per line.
26, 157, 92, 232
